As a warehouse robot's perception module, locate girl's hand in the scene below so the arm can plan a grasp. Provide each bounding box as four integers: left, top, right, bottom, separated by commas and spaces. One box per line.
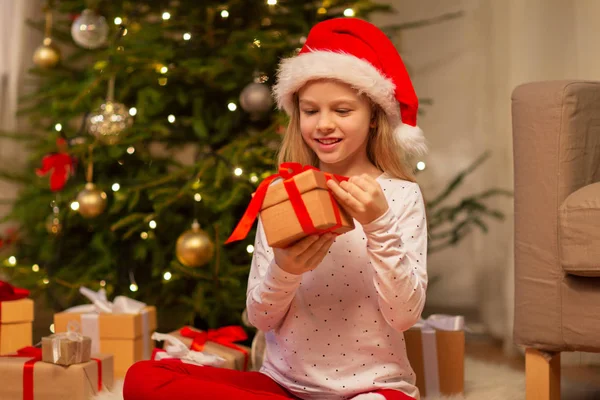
327, 174, 389, 225
273, 233, 336, 275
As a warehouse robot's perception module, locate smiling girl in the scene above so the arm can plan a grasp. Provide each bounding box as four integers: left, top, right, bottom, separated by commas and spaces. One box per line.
124, 17, 428, 400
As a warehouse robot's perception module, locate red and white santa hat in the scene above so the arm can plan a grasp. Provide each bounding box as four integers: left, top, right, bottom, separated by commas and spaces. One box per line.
273, 17, 426, 156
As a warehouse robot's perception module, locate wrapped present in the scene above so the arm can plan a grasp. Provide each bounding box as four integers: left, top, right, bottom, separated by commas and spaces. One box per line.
53, 287, 157, 377
151, 332, 227, 367
0, 281, 34, 355
0, 346, 113, 400
41, 330, 92, 366
167, 325, 251, 371
404, 314, 465, 398
226, 162, 354, 248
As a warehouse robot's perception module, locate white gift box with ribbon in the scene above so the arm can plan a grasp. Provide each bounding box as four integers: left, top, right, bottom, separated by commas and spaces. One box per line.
404, 314, 465, 398
53, 287, 157, 377
151, 332, 226, 367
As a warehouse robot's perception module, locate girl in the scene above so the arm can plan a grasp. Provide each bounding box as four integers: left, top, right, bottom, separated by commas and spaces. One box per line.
124, 17, 428, 400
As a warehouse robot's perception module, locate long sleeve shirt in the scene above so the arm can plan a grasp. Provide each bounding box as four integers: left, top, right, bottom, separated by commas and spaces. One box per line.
246, 175, 428, 400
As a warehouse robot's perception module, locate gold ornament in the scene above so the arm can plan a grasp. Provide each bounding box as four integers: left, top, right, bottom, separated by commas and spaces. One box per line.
76, 182, 107, 218
176, 220, 214, 268
87, 101, 133, 144
45, 213, 62, 235
33, 38, 61, 68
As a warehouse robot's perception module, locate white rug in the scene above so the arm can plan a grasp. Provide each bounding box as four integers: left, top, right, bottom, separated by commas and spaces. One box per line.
94, 357, 525, 400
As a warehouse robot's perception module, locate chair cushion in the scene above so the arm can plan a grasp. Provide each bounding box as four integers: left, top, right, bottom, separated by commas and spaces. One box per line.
559, 182, 600, 277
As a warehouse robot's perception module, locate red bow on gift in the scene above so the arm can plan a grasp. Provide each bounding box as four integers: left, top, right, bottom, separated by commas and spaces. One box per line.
36, 138, 76, 192
180, 326, 249, 370
180, 326, 248, 352
225, 162, 349, 244
0, 280, 30, 302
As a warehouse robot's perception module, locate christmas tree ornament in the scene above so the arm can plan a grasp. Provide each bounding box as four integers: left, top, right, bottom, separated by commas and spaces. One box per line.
33, 7, 60, 68
76, 146, 107, 219
87, 76, 133, 144
176, 220, 214, 268
46, 200, 62, 235
71, 9, 109, 49
33, 38, 61, 69
76, 182, 107, 218
46, 214, 62, 235
36, 138, 76, 192
239, 78, 273, 118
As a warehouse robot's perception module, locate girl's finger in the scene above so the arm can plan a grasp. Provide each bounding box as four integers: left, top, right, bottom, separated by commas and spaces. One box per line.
327, 180, 363, 212
340, 180, 370, 205
305, 235, 335, 269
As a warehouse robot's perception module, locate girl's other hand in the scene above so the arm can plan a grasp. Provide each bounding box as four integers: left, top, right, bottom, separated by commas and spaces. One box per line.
327, 174, 389, 225
273, 233, 336, 275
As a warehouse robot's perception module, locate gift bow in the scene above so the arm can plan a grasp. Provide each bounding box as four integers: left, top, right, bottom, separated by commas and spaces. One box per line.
151, 332, 226, 367
65, 287, 146, 314
180, 326, 249, 370
0, 280, 30, 302
225, 162, 349, 244
413, 314, 464, 397
180, 325, 247, 351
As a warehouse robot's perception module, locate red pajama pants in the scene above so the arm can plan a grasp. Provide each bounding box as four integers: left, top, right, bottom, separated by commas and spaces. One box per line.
123, 360, 415, 400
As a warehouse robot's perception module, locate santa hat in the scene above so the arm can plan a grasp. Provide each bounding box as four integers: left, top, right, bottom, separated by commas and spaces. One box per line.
273, 17, 426, 156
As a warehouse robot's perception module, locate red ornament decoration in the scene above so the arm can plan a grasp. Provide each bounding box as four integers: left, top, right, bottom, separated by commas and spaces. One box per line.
36, 138, 76, 192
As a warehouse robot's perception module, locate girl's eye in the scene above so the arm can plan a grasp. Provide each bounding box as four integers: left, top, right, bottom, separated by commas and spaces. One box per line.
302, 110, 318, 115
336, 109, 350, 114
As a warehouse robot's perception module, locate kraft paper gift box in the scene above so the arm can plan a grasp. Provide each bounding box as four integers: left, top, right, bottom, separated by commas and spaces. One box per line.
404, 315, 465, 398
226, 163, 354, 248
0, 347, 113, 400
167, 326, 251, 371
41, 332, 92, 366
53, 287, 157, 377
0, 281, 34, 355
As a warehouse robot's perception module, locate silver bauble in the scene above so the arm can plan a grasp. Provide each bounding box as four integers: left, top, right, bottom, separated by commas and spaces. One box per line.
71, 9, 109, 49
239, 82, 273, 116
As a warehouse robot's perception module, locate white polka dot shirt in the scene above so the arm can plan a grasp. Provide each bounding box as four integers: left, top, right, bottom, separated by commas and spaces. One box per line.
246, 175, 428, 400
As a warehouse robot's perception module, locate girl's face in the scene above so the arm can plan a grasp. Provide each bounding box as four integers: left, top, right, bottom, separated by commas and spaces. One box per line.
298, 80, 373, 169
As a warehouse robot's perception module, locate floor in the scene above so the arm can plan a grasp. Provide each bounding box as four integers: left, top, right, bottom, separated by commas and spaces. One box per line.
465, 333, 600, 399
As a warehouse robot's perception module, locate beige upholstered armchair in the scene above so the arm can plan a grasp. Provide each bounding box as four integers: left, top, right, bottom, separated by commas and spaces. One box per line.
512, 80, 600, 400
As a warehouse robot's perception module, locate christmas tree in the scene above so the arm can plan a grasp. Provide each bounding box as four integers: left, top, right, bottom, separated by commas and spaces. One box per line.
0, 0, 392, 331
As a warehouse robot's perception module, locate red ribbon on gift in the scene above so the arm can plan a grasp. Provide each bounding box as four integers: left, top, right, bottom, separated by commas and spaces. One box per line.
0, 280, 30, 322
3, 347, 104, 399
4, 346, 42, 400
225, 162, 349, 244
180, 326, 250, 371
91, 357, 103, 393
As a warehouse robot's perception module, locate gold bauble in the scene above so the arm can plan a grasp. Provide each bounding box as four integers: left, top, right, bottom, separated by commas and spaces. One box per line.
33, 38, 61, 69
45, 214, 62, 235
76, 182, 107, 219
176, 220, 214, 268
87, 101, 133, 145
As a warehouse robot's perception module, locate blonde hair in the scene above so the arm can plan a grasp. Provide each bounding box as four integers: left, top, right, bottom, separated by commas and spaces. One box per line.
277, 93, 416, 182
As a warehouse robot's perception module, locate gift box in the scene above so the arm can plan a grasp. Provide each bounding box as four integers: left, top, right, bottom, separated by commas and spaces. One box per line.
0, 347, 113, 400
41, 332, 92, 366
0, 281, 34, 355
168, 326, 251, 371
404, 315, 465, 398
54, 306, 156, 377
226, 163, 354, 248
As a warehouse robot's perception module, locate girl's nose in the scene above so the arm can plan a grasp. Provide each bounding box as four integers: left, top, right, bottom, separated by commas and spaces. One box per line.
316, 114, 335, 133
